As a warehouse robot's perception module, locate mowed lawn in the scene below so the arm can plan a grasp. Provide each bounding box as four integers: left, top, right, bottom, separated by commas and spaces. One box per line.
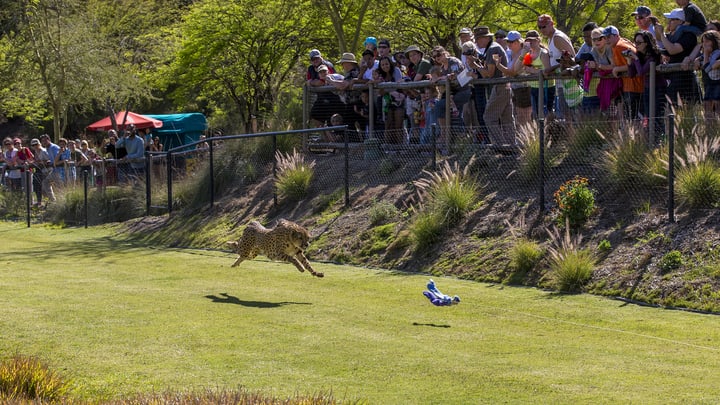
1, 222, 720, 404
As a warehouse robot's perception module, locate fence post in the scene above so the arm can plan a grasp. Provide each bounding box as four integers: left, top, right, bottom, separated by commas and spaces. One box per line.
145, 151, 151, 216
368, 85, 375, 138
209, 140, 215, 209
25, 165, 31, 228
344, 126, 350, 207
668, 114, 675, 223
649, 62, 656, 145
538, 118, 546, 216
537, 73, 545, 120
431, 124, 437, 171
83, 170, 89, 228
273, 134, 277, 208
167, 151, 173, 214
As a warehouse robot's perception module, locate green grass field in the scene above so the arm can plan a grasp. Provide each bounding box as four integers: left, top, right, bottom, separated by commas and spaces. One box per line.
2, 222, 720, 403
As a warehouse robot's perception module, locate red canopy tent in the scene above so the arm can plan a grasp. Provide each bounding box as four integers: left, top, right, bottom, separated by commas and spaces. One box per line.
86, 111, 164, 132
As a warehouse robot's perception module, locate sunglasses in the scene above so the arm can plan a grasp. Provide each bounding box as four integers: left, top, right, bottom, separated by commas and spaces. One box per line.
635, 40, 645, 45
634, 15, 646, 20
592, 36, 605, 41
3, 142, 11, 146
378, 45, 389, 48
538, 25, 547, 29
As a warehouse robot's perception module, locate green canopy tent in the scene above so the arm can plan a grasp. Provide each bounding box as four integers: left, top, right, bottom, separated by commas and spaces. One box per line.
145, 113, 207, 150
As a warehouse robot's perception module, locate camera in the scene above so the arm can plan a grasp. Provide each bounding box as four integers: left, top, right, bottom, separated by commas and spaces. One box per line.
462, 49, 476, 56
622, 49, 633, 57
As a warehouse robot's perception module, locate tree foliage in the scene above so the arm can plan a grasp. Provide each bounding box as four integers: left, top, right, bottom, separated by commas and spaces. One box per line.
1, 0, 718, 136
164, 0, 318, 132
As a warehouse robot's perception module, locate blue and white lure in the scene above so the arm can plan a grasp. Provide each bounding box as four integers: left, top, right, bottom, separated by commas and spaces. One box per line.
423, 279, 460, 306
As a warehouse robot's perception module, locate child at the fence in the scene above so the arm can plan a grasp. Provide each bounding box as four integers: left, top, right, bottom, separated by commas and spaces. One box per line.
420, 86, 439, 144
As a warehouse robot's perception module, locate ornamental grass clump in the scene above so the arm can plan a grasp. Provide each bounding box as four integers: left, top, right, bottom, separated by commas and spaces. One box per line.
545, 223, 596, 293
413, 155, 480, 227
515, 124, 554, 183
553, 176, 595, 227
601, 127, 665, 190
411, 156, 480, 248
275, 148, 316, 201
672, 133, 720, 209
0, 355, 72, 402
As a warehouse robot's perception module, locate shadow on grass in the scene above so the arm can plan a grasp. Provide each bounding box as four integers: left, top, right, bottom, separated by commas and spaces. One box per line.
204, 293, 312, 308
412, 322, 451, 328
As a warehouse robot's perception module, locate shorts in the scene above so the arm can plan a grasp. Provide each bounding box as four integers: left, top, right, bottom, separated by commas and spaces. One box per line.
703, 80, 720, 101
512, 86, 532, 108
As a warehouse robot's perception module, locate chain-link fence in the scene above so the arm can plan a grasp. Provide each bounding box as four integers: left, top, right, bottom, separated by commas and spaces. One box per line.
3, 62, 716, 226
300, 61, 716, 221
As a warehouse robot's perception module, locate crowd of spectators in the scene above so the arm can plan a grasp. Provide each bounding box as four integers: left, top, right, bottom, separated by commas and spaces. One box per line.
306, 4, 720, 147
0, 124, 166, 208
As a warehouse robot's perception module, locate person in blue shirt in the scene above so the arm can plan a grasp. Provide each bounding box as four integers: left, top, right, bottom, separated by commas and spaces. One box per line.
116, 125, 146, 182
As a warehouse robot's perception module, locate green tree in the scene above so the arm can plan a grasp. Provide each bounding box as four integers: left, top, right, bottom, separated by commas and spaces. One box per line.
164, 0, 317, 132
311, 0, 373, 53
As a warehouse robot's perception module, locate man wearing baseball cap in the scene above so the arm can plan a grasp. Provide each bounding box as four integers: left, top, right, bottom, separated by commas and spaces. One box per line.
654, 8, 701, 104
631, 6, 662, 48
306, 49, 335, 87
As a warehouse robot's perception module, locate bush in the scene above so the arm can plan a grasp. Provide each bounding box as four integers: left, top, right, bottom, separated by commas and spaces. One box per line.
0, 355, 72, 401
275, 148, 316, 201
369, 200, 399, 226
659, 250, 684, 273
597, 239, 612, 253
553, 176, 595, 227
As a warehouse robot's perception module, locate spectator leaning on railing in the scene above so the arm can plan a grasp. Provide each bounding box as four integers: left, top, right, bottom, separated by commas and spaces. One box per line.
116, 126, 146, 180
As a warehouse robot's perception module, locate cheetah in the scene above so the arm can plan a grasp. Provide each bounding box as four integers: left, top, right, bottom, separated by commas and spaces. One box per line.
226, 219, 323, 278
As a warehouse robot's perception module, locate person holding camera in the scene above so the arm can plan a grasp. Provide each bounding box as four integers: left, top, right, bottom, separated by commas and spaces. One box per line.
467, 26, 515, 146
428, 45, 471, 150
654, 8, 702, 105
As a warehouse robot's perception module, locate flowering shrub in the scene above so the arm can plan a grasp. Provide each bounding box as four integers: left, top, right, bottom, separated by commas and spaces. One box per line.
553, 176, 595, 226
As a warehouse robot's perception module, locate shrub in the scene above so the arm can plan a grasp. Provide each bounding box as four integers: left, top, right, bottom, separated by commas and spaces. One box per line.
659, 250, 684, 273
0, 355, 72, 401
414, 155, 480, 228
275, 148, 316, 201
369, 200, 399, 226
597, 239, 612, 253
546, 224, 596, 293
553, 176, 595, 227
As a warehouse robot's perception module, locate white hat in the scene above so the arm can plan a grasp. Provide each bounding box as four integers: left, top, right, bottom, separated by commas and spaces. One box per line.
663, 8, 685, 21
